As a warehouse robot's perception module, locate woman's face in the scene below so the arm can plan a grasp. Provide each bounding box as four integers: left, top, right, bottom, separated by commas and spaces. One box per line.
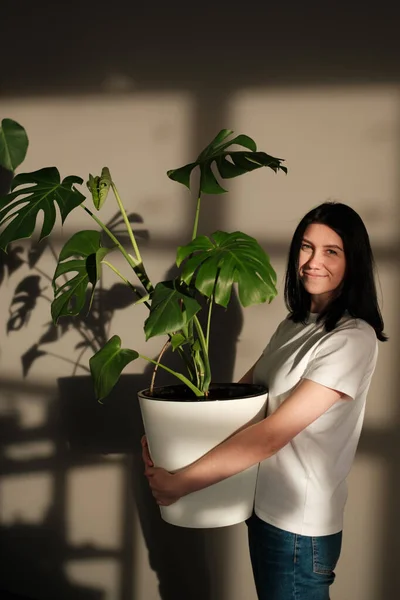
298, 223, 346, 313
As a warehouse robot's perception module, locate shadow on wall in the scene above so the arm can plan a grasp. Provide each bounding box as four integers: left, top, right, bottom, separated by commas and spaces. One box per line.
0, 143, 244, 598
0, 408, 105, 600
2, 3, 400, 94
0, 257, 244, 600
61, 264, 244, 600
1, 5, 400, 600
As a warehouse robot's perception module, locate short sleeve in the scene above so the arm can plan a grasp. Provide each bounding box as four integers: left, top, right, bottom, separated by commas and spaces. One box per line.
303, 323, 378, 400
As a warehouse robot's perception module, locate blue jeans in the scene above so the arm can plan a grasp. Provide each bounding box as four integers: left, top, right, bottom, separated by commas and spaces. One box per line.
246, 513, 342, 600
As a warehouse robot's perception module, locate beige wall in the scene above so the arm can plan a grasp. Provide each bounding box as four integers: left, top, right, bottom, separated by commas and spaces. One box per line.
0, 85, 398, 599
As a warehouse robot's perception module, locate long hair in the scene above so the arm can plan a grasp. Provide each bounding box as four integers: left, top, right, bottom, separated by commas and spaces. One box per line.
284, 202, 387, 341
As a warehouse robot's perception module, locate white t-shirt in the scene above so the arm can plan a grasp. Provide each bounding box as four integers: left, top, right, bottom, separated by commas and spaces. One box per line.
253, 313, 378, 536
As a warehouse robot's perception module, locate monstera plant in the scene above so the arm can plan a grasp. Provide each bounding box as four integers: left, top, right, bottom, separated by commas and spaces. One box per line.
0, 123, 286, 401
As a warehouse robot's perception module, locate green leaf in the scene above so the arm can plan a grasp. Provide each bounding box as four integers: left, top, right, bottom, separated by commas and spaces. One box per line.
176, 235, 213, 267
144, 280, 201, 340
89, 335, 139, 401
170, 333, 187, 351
133, 293, 150, 306
192, 339, 205, 385
197, 129, 234, 161
86, 247, 111, 286
199, 162, 227, 194
0, 167, 84, 252
167, 129, 286, 195
0, 119, 29, 171
218, 134, 257, 153
215, 156, 247, 179
51, 230, 112, 323
166, 162, 195, 190
87, 167, 112, 210
178, 231, 278, 308
192, 339, 202, 352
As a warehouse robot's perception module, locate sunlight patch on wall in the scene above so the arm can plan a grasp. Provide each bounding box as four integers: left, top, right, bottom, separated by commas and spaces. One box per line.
4, 441, 55, 461
0, 472, 53, 524
0, 393, 50, 429
66, 462, 123, 549
0, 93, 195, 239
0, 92, 195, 387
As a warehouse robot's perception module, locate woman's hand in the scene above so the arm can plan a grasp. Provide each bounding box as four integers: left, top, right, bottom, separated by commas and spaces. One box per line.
141, 434, 153, 469
141, 435, 185, 506
145, 466, 184, 506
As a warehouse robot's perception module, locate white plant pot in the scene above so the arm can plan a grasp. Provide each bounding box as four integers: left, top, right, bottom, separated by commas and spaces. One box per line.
138, 384, 268, 528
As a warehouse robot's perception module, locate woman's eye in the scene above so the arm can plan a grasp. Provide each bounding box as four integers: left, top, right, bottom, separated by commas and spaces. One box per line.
326, 249, 338, 256
301, 243, 312, 251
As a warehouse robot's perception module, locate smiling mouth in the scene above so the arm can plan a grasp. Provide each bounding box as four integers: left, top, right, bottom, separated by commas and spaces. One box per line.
302, 273, 326, 278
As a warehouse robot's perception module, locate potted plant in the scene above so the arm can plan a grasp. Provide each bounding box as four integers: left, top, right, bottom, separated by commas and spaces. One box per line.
0, 122, 287, 527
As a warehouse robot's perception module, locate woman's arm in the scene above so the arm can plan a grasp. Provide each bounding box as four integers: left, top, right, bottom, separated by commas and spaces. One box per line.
144, 378, 343, 505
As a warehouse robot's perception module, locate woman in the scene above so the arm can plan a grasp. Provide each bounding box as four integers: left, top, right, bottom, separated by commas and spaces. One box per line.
142, 202, 387, 600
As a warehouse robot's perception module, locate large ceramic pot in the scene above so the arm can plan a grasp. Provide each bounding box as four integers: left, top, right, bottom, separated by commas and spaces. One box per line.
138, 383, 268, 528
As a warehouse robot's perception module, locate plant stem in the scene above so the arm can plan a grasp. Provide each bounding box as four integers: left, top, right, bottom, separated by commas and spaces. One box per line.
82, 205, 137, 268
180, 349, 195, 382
189, 187, 206, 388
149, 336, 196, 393
150, 339, 171, 394
102, 260, 151, 310
206, 296, 213, 351
82, 204, 153, 293
193, 315, 211, 394
191, 186, 202, 240
192, 350, 201, 388
195, 350, 205, 390
139, 353, 203, 397
111, 182, 142, 264
48, 242, 61, 266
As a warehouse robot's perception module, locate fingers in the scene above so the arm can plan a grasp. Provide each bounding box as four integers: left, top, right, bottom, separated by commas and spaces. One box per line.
141, 434, 154, 467
140, 444, 179, 507
145, 468, 172, 501
144, 465, 155, 478
151, 491, 175, 506
156, 498, 173, 506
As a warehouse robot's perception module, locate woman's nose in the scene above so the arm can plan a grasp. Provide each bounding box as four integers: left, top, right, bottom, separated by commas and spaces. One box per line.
306, 251, 323, 268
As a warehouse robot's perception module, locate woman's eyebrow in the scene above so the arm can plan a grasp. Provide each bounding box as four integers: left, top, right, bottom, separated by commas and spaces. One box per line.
302, 238, 344, 251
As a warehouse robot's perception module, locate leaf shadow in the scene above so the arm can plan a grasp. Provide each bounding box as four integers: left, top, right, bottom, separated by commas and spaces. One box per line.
3, 210, 149, 376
